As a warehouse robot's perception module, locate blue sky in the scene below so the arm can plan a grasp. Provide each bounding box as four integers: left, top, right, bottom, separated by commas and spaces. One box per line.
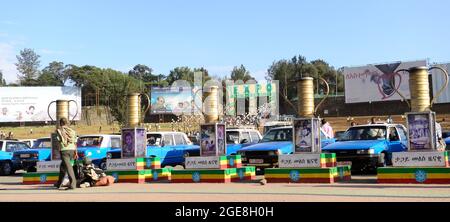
1, 0, 450, 83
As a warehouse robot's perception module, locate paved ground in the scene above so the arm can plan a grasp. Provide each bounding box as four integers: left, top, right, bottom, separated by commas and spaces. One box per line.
1, 172, 450, 202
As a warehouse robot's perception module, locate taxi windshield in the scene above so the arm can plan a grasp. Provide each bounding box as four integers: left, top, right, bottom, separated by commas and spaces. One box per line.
261, 128, 292, 142
341, 126, 387, 141
77, 136, 103, 147
32, 139, 51, 149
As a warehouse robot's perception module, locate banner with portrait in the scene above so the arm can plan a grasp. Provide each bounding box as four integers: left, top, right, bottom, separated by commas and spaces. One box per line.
406, 112, 436, 151
200, 123, 226, 156
294, 118, 321, 153
121, 127, 147, 158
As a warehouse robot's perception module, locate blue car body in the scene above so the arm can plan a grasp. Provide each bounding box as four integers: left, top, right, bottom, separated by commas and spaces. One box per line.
13, 138, 51, 171
76, 134, 122, 169
322, 123, 408, 171
1, 140, 30, 175
445, 137, 450, 149
107, 132, 200, 167
237, 126, 336, 169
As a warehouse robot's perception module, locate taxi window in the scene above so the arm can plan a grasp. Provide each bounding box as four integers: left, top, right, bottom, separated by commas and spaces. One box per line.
5, 142, 18, 152
250, 132, 260, 143
111, 138, 121, 148
174, 134, 186, 145
164, 135, 174, 146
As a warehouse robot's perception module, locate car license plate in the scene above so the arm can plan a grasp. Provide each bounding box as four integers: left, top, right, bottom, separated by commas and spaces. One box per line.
337, 161, 352, 166
249, 159, 264, 164
20, 154, 31, 158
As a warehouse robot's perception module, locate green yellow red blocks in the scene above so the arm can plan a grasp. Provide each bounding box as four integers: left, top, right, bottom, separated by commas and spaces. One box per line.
377, 167, 450, 184
265, 167, 341, 183
334, 165, 351, 181
170, 169, 234, 183
320, 153, 337, 168
230, 166, 256, 182
227, 155, 242, 168
136, 157, 161, 170
106, 170, 149, 183
145, 168, 172, 182
23, 172, 59, 185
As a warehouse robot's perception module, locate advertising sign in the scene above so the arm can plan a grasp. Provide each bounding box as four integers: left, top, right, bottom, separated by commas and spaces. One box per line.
106, 158, 137, 170
185, 156, 221, 169
150, 87, 193, 115
294, 118, 321, 153
0, 86, 81, 122
343, 60, 426, 103
406, 112, 436, 151
122, 127, 147, 158
200, 123, 226, 156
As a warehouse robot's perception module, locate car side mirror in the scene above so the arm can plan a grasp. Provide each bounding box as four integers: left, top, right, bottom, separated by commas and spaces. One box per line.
240, 139, 248, 144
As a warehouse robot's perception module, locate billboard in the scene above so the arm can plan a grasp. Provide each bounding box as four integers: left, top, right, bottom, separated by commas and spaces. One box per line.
0, 86, 81, 122
150, 87, 195, 115
406, 111, 436, 151
343, 60, 426, 103
293, 118, 321, 153
431, 63, 450, 104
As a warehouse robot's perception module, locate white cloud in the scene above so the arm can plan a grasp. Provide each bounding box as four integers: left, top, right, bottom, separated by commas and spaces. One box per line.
0, 42, 18, 84
0, 20, 18, 25
40, 49, 66, 55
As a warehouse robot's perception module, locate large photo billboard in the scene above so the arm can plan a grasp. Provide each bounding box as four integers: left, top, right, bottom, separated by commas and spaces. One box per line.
343, 60, 426, 103
0, 86, 81, 122
150, 87, 195, 115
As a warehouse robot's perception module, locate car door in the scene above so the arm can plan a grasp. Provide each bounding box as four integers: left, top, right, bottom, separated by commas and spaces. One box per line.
173, 134, 187, 164
161, 134, 176, 165
387, 127, 404, 153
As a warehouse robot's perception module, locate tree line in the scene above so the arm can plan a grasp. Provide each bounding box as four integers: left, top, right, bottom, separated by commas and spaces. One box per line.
0, 48, 344, 124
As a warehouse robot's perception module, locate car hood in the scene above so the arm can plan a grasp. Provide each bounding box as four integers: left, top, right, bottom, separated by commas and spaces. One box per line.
322, 140, 386, 151
239, 141, 292, 151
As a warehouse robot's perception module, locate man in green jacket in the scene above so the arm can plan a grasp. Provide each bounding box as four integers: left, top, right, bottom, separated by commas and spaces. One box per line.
54, 117, 78, 190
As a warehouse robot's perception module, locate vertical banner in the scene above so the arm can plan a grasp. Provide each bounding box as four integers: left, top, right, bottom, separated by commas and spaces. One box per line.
122, 128, 135, 158
216, 123, 226, 156
406, 112, 436, 151
200, 124, 217, 156
225, 83, 236, 116
51, 133, 61, 160
135, 128, 147, 158
236, 84, 246, 115
248, 84, 257, 115
269, 82, 278, 117
294, 118, 321, 153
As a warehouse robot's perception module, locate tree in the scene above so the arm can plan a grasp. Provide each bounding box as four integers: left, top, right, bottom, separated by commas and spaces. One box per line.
15, 48, 41, 86
166, 67, 211, 86
38, 61, 68, 86
230, 64, 255, 82
0, 70, 6, 86
128, 64, 153, 82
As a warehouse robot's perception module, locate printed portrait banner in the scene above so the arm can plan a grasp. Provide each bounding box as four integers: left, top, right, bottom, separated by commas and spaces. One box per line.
121, 128, 146, 158
150, 87, 194, 114
200, 124, 217, 156
294, 118, 321, 153
343, 60, 426, 103
0, 86, 81, 122
51, 133, 61, 161
406, 112, 436, 151
216, 123, 226, 156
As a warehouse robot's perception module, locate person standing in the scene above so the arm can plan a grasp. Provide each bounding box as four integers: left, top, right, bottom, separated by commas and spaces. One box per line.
321, 119, 334, 138
54, 117, 78, 190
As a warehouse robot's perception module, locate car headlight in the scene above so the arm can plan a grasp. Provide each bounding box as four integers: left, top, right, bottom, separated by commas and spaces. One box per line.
356, 149, 375, 154
268, 151, 276, 156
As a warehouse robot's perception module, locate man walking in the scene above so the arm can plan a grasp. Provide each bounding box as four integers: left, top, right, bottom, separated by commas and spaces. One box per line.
54, 117, 78, 190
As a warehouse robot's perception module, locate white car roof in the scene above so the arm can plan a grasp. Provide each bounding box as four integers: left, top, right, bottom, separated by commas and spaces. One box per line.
147, 131, 187, 135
